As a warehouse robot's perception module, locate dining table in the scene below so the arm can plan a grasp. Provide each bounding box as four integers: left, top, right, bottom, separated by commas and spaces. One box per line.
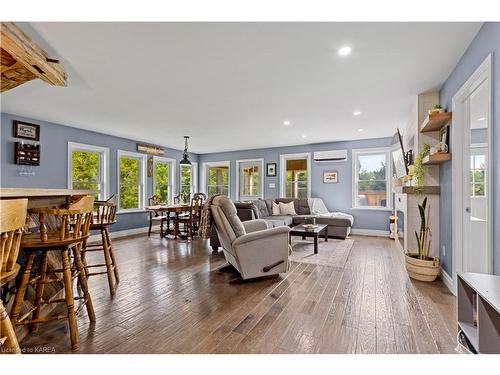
145, 203, 192, 238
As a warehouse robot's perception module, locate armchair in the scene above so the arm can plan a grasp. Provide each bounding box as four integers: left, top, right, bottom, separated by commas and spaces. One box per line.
210, 195, 290, 280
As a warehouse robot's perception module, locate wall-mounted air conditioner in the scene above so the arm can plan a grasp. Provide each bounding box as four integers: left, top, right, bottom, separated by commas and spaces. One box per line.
313, 150, 348, 162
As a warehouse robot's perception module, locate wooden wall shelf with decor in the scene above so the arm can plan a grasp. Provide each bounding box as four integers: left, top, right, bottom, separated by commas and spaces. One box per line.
422, 153, 452, 165
420, 112, 452, 133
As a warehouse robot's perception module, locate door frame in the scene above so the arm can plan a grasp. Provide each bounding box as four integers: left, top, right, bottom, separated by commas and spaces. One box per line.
451, 54, 493, 291
279, 152, 311, 198
235, 158, 264, 201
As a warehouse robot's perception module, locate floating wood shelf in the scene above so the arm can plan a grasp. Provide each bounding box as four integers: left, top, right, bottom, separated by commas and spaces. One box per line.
422, 153, 452, 165
399, 186, 440, 195
420, 112, 452, 132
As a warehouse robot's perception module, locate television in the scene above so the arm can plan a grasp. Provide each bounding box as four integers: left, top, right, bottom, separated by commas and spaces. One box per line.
392, 128, 408, 178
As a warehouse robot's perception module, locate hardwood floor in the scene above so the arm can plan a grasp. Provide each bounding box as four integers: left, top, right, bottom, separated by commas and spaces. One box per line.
18, 233, 457, 354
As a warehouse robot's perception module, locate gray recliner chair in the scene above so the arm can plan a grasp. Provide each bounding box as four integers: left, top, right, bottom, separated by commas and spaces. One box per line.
210, 195, 291, 280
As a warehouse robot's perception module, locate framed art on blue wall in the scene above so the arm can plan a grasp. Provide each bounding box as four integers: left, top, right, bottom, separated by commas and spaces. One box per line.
266, 163, 277, 177
323, 171, 338, 183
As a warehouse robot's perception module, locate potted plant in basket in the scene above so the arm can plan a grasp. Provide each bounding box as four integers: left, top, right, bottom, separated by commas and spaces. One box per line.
405, 197, 439, 282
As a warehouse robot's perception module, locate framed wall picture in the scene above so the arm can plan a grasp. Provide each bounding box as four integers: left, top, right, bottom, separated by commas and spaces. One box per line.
13, 120, 40, 141
323, 171, 338, 184
266, 163, 277, 177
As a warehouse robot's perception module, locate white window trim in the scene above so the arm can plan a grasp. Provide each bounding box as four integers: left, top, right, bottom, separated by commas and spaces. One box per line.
201, 161, 231, 198
67, 142, 110, 200
179, 162, 198, 197
117, 150, 147, 213
351, 147, 392, 211
152, 156, 176, 204
236, 158, 264, 201
279, 152, 311, 198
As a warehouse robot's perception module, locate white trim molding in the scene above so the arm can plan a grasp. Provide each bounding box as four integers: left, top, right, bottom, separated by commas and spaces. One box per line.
235, 158, 265, 201
117, 149, 147, 213
439, 267, 455, 295
279, 152, 311, 198
67, 142, 110, 200
351, 147, 392, 210
152, 156, 176, 204
451, 54, 493, 292
201, 160, 231, 198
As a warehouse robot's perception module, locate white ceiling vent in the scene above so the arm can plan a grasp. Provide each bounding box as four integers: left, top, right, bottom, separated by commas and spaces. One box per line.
313, 150, 348, 163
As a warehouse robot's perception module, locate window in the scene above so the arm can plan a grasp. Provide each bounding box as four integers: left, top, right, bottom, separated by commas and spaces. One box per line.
237, 159, 263, 200
153, 157, 175, 204
203, 161, 230, 197
117, 150, 146, 211
352, 148, 391, 209
180, 163, 196, 198
68, 142, 109, 200
280, 153, 310, 198
470, 153, 486, 197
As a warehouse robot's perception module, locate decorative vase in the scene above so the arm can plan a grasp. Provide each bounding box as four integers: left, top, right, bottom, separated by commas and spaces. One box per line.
405, 253, 439, 282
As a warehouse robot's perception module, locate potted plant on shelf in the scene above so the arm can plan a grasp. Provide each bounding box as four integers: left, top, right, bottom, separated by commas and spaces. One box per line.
429, 104, 444, 114
405, 197, 439, 282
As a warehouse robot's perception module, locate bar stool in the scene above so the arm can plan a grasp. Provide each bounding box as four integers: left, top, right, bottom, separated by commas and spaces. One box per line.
80, 196, 119, 295
0, 198, 28, 354
10, 196, 95, 351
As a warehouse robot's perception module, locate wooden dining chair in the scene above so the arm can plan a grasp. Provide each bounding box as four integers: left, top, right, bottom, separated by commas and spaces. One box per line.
80, 195, 119, 295
147, 195, 169, 237
0, 198, 27, 354
10, 196, 95, 351
176, 194, 204, 239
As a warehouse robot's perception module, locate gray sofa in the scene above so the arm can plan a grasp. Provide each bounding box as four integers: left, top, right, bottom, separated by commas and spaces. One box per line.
210, 197, 353, 251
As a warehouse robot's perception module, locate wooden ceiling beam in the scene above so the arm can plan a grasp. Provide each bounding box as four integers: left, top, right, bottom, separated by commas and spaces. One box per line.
1, 22, 67, 87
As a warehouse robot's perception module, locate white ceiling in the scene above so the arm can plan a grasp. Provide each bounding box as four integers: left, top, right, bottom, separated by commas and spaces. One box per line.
1, 22, 481, 153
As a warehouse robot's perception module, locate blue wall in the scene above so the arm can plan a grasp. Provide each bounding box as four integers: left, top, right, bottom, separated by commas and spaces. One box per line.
439, 22, 499, 275
1, 112, 199, 232
198, 137, 394, 232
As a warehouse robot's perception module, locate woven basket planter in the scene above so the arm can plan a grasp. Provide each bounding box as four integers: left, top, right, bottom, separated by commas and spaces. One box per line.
405, 253, 439, 282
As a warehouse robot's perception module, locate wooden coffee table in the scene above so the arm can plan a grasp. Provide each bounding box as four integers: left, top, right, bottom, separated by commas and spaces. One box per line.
289, 224, 328, 254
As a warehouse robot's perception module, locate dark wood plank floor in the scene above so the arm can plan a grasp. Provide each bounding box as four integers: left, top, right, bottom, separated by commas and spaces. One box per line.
18, 233, 457, 354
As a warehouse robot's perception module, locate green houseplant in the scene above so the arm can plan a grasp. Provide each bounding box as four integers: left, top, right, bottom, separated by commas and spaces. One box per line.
405, 197, 439, 282
413, 143, 430, 194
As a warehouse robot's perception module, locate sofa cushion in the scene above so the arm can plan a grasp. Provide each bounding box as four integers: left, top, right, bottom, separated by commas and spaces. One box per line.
252, 199, 269, 218
279, 201, 297, 215
275, 198, 310, 215
293, 213, 353, 228
262, 215, 293, 226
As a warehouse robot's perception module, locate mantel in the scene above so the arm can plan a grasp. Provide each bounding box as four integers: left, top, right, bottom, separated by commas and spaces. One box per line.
394, 186, 440, 195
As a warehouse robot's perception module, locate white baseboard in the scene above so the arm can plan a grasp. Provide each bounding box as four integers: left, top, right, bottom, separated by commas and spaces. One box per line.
439, 267, 455, 295
88, 226, 150, 243
350, 228, 390, 237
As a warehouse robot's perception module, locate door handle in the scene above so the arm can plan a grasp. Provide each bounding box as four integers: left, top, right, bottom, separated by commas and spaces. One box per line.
465, 207, 471, 213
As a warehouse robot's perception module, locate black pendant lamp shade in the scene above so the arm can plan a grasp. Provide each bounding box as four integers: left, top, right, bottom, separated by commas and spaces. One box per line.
179, 136, 191, 165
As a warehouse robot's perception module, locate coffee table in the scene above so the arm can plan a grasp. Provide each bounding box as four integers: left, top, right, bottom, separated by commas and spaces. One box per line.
289, 224, 328, 254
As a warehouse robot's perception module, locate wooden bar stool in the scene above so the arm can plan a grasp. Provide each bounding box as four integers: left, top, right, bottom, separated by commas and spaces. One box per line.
80, 196, 119, 295
0, 198, 28, 354
10, 196, 95, 351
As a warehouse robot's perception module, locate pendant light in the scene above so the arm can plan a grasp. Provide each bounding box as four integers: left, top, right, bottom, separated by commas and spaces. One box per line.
179, 136, 192, 165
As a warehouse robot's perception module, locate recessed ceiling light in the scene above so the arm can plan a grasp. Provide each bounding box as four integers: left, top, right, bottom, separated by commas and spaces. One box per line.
301, 135, 307, 139
353, 111, 361, 116
358, 128, 364, 132
283, 120, 291, 126
477, 117, 486, 121
338, 46, 352, 56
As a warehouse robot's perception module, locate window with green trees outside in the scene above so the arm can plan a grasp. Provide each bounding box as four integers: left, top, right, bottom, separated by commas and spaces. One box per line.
180, 165, 192, 197
71, 150, 100, 196
119, 155, 141, 210
207, 166, 229, 196
353, 150, 390, 208
154, 161, 171, 203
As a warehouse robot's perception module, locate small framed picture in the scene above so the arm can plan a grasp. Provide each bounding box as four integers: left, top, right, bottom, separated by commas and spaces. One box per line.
266, 163, 277, 177
323, 171, 338, 184
13, 120, 40, 141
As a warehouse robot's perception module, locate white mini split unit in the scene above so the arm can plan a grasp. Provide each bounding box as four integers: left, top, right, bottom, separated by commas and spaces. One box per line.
313, 150, 348, 162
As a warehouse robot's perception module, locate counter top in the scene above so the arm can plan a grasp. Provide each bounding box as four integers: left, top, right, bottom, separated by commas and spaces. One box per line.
0, 188, 97, 198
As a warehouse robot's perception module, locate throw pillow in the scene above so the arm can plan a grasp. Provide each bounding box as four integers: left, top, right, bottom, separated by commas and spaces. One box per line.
279, 201, 297, 215
272, 201, 281, 215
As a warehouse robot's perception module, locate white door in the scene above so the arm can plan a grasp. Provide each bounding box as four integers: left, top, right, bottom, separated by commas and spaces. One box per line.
462, 80, 490, 274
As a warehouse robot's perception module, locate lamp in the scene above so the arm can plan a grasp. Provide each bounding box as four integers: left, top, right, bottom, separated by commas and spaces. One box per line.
179, 136, 191, 165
